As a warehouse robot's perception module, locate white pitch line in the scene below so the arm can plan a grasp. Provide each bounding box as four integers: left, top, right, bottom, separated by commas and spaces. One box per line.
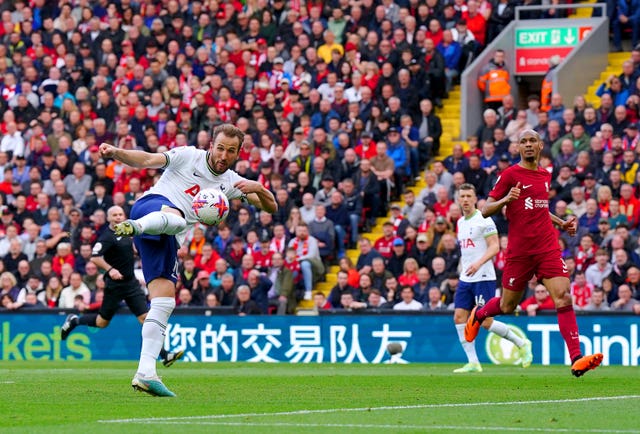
99, 395, 640, 424
0, 381, 15, 384
108, 419, 640, 433
106, 421, 640, 433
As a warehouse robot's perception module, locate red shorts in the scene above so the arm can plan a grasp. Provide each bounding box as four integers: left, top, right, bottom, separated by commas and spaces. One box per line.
501, 250, 569, 292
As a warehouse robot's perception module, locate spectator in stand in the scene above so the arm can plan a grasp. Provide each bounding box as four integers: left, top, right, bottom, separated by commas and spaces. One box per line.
311, 291, 331, 311
610, 284, 640, 313
571, 270, 594, 310
476, 108, 499, 143
437, 30, 462, 93
422, 287, 450, 311
583, 288, 610, 312
232, 284, 262, 315
519, 284, 556, 316
308, 204, 336, 263
288, 224, 324, 302
356, 237, 383, 275
414, 99, 443, 163
369, 142, 395, 207
393, 286, 423, 311
612, 1, 640, 52
57, 271, 91, 309
477, 49, 510, 111
374, 222, 399, 260
328, 270, 359, 309
463, 154, 488, 198
619, 183, 640, 229
444, 143, 469, 174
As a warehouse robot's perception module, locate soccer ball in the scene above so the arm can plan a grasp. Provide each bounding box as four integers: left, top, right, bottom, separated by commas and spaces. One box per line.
192, 188, 230, 226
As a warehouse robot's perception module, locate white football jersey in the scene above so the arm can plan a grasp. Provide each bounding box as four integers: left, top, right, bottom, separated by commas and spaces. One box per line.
145, 146, 247, 242
457, 209, 498, 283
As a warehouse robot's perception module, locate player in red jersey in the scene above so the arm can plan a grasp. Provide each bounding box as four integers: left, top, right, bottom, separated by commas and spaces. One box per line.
465, 129, 603, 377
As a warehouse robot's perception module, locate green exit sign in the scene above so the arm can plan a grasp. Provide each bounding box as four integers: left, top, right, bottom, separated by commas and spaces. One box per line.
515, 27, 588, 48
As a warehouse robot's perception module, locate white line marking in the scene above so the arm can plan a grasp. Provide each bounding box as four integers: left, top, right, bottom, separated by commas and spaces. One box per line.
99, 395, 640, 424
0, 381, 15, 384
103, 421, 640, 433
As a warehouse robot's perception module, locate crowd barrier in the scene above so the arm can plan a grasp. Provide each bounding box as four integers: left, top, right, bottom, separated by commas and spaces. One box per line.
0, 310, 637, 365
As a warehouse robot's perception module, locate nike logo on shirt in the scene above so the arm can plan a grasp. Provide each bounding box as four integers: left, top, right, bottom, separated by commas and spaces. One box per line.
522, 184, 532, 189
193, 171, 202, 177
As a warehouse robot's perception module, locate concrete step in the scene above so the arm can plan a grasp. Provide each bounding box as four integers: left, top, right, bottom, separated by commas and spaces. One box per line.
297, 301, 314, 309
316, 282, 334, 292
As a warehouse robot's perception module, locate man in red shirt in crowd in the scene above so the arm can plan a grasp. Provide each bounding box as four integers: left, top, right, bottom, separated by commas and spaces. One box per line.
253, 236, 274, 272
466, 130, 602, 377
519, 284, 556, 315
374, 222, 399, 259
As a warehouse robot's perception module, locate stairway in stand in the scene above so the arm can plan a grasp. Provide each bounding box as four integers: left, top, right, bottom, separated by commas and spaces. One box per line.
584, 52, 632, 107
296, 87, 463, 310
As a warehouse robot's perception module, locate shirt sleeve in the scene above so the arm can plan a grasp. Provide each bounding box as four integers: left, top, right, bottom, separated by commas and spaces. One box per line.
163, 146, 196, 169
482, 216, 498, 237
488, 168, 512, 201
92, 234, 112, 257
225, 171, 249, 202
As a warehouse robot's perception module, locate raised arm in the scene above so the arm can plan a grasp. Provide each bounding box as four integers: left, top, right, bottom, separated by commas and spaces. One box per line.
99, 143, 168, 169
481, 182, 521, 218
234, 179, 278, 214
550, 212, 577, 236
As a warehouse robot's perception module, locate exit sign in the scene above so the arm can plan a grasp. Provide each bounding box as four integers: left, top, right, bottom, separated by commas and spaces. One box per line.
514, 26, 592, 74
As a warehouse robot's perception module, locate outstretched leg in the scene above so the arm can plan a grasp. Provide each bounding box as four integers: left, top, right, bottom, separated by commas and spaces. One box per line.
544, 276, 603, 377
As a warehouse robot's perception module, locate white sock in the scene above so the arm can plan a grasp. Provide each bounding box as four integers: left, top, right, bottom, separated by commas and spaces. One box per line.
488, 320, 525, 348
136, 211, 186, 235
455, 323, 479, 364
137, 297, 175, 377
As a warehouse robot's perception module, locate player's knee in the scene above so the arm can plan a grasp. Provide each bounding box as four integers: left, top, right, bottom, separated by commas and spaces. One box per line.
96, 317, 110, 328
552, 292, 572, 308
161, 211, 187, 233
500, 298, 518, 313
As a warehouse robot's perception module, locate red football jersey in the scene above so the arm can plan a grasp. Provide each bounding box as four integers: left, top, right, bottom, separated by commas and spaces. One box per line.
489, 164, 558, 257
374, 236, 396, 259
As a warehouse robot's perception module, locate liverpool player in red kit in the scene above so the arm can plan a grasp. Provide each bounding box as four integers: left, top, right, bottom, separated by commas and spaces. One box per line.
465, 130, 603, 377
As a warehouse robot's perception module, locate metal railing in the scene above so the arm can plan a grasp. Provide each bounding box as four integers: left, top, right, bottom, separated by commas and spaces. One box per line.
514, 3, 607, 21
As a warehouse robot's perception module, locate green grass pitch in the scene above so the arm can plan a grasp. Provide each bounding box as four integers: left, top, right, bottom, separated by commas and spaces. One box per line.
1, 361, 639, 433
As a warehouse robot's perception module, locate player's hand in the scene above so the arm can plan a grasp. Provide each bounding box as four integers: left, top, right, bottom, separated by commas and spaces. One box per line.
109, 268, 124, 280
99, 142, 118, 159
561, 215, 578, 236
506, 182, 521, 203
234, 179, 263, 194
465, 262, 480, 277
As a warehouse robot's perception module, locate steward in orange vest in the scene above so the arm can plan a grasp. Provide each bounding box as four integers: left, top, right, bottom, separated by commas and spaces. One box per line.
540, 56, 561, 112
477, 49, 511, 108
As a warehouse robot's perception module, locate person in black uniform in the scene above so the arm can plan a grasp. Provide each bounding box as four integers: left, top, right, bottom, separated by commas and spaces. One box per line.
60, 206, 183, 367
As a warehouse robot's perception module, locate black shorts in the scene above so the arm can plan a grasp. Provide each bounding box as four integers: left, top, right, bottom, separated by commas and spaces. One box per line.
99, 277, 148, 321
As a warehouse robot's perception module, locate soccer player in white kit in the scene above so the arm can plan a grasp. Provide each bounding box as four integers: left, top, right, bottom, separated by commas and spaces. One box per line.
453, 183, 532, 373
99, 124, 277, 396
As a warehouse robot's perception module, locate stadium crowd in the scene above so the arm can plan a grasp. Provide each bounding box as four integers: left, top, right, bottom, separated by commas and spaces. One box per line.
0, 0, 638, 316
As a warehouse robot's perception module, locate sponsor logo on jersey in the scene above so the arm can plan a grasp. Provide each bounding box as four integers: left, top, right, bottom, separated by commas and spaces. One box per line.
460, 238, 476, 248
524, 197, 533, 210
522, 184, 532, 189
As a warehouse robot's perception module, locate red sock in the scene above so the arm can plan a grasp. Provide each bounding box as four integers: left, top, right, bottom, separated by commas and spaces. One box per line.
476, 297, 502, 322
557, 305, 582, 362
